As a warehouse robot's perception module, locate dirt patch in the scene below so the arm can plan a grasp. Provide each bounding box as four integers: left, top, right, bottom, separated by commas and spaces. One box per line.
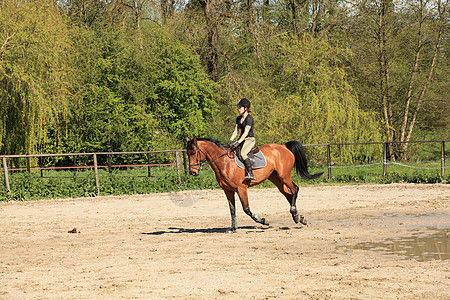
1, 183, 449, 299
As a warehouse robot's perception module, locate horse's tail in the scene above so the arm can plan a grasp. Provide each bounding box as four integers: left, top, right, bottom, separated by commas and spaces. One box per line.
284, 141, 324, 180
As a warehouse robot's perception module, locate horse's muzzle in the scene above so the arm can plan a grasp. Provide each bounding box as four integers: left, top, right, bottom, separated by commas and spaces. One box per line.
190, 170, 199, 176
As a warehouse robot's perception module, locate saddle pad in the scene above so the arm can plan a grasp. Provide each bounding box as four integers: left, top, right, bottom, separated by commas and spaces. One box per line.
235, 151, 267, 169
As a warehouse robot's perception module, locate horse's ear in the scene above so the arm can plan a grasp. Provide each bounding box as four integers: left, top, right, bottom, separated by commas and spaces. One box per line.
185, 136, 190, 143
193, 135, 197, 142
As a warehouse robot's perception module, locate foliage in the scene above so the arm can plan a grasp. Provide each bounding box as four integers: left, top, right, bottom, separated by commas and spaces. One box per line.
1, 1, 218, 157
343, 0, 449, 147
259, 35, 382, 150
0, 0, 73, 154
0, 0, 447, 168
63, 21, 218, 153
212, 34, 384, 163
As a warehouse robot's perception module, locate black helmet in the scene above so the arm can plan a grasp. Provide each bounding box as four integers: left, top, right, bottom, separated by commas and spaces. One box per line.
237, 98, 250, 108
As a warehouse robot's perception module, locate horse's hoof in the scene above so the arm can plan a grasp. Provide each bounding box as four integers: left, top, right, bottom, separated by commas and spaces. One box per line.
227, 228, 237, 234
299, 216, 308, 226
261, 218, 269, 226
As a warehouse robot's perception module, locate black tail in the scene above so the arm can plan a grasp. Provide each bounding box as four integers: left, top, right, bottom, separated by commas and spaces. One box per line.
285, 141, 324, 180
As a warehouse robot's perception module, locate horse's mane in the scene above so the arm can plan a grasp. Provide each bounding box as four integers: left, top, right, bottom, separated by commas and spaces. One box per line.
190, 137, 230, 149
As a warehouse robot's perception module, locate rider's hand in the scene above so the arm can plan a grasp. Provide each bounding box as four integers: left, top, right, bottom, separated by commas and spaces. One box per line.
230, 141, 240, 151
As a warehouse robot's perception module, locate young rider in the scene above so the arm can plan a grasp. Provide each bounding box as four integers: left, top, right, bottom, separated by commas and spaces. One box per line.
228, 98, 256, 180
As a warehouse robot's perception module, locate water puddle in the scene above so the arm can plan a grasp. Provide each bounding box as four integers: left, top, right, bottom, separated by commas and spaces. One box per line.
338, 227, 449, 261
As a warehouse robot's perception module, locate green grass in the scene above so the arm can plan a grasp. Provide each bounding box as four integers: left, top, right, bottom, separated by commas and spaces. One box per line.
0, 162, 448, 201
324, 161, 446, 184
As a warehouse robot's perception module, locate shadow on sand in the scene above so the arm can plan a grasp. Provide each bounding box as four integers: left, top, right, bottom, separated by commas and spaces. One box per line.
141, 225, 303, 235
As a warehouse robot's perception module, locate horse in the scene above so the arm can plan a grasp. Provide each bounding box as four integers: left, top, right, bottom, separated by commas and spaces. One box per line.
185, 136, 323, 232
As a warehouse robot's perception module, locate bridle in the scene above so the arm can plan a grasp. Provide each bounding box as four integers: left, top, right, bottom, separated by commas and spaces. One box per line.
188, 141, 232, 173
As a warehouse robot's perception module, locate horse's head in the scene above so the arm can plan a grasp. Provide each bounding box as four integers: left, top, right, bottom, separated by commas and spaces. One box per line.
185, 136, 206, 176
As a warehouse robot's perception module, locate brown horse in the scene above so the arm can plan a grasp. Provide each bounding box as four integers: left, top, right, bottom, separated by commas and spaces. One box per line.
185, 136, 323, 232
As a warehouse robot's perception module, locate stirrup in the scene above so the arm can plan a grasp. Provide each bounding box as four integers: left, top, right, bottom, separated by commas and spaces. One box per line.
245, 172, 255, 180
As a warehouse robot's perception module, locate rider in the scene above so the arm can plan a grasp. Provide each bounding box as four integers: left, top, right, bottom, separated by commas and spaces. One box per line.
228, 98, 256, 180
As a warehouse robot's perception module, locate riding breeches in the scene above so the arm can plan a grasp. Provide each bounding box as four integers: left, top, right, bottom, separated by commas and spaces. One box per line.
241, 137, 256, 160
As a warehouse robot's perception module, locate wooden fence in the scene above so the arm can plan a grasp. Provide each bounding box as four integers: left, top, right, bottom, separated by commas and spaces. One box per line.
1, 149, 187, 195
1, 139, 448, 195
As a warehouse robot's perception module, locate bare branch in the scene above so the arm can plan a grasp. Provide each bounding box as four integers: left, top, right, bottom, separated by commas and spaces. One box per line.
0, 31, 16, 60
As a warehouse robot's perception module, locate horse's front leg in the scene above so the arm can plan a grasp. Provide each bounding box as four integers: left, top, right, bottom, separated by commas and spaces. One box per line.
224, 190, 237, 232
237, 187, 269, 226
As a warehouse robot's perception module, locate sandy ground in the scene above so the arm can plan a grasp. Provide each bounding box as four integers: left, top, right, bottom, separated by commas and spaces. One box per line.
0, 183, 449, 299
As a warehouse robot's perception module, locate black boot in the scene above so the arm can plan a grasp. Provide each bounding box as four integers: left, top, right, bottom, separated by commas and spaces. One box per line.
243, 158, 255, 180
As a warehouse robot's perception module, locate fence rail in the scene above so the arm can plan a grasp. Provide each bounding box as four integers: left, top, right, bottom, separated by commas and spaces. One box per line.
303, 140, 448, 180
1, 149, 187, 195
1, 139, 448, 195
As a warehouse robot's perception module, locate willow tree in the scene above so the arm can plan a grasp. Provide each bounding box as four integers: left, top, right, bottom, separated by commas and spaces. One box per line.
257, 35, 382, 162
0, 0, 73, 154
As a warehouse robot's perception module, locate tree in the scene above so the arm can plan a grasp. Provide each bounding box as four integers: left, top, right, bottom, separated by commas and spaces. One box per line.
198, 0, 220, 81
258, 34, 382, 161
344, 0, 449, 158
59, 13, 218, 153
0, 0, 73, 154
161, 0, 176, 24
399, 0, 448, 154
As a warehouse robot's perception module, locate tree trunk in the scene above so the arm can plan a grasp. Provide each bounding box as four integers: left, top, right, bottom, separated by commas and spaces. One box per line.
263, 0, 270, 22
133, 0, 145, 49
288, 0, 299, 36
400, 0, 424, 145
200, 0, 219, 81
160, 0, 175, 24
403, 0, 447, 149
378, 0, 395, 159
311, 0, 323, 37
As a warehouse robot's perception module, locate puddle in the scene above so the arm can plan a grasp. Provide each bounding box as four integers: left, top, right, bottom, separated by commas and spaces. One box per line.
324, 212, 449, 229
338, 227, 449, 261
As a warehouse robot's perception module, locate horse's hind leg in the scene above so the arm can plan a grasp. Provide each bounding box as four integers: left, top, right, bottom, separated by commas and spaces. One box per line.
288, 184, 307, 225
236, 187, 269, 226
268, 173, 307, 226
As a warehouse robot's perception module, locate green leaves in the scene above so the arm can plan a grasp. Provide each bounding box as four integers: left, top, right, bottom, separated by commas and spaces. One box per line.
251, 35, 382, 162
0, 1, 218, 155
2, 0, 445, 162
59, 22, 218, 153
0, 0, 73, 155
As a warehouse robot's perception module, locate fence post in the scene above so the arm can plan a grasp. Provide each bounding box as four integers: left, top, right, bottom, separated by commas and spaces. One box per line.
39, 156, 44, 177
93, 153, 100, 195
183, 151, 187, 175
26, 154, 30, 174
383, 142, 387, 177
73, 155, 77, 174
2, 157, 10, 194
442, 141, 445, 180
108, 151, 112, 174
327, 144, 331, 179
147, 147, 151, 178
175, 151, 181, 187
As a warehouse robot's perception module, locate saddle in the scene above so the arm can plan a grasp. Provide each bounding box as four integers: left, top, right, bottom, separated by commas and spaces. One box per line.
235, 146, 267, 169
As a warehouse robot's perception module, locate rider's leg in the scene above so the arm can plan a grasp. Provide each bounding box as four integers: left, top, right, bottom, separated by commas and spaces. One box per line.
241, 138, 256, 180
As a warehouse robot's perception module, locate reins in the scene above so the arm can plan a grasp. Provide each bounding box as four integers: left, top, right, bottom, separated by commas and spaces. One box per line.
189, 143, 233, 171
206, 151, 230, 165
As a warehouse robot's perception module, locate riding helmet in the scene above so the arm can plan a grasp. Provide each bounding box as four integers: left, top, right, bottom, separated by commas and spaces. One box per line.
237, 98, 251, 108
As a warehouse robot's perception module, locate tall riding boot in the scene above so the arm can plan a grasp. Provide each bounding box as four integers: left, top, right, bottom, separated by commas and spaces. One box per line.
243, 158, 255, 180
